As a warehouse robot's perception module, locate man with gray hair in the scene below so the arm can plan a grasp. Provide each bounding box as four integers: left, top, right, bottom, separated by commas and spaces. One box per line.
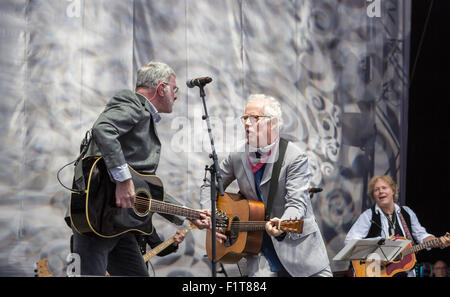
67, 61, 210, 276
201, 94, 331, 277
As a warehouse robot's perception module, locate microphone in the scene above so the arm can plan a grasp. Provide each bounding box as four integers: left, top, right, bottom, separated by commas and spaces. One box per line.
308, 187, 323, 194
186, 77, 213, 88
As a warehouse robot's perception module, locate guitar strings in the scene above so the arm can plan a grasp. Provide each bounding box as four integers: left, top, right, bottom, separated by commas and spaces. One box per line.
133, 196, 300, 222
228, 221, 300, 225
132, 196, 300, 230
131, 195, 205, 219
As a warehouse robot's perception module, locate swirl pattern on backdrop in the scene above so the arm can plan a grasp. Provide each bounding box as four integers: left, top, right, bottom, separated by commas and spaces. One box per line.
0, 0, 410, 276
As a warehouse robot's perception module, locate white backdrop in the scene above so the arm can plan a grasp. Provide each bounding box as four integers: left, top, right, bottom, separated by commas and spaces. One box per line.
0, 0, 410, 276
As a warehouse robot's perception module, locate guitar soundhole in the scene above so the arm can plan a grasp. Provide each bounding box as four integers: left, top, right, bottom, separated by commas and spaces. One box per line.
224, 216, 240, 247
133, 190, 151, 217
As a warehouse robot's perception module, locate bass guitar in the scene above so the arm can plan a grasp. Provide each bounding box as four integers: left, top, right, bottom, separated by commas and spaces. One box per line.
70, 157, 218, 238
34, 258, 52, 277
352, 233, 450, 277
35, 225, 197, 277
206, 192, 303, 264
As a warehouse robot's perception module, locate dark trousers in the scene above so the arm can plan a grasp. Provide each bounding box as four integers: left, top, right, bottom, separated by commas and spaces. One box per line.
71, 229, 148, 276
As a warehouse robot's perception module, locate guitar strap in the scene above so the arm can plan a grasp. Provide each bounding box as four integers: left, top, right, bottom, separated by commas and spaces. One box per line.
367, 205, 415, 243
264, 138, 289, 221
73, 129, 93, 193
64, 130, 93, 228
398, 211, 413, 241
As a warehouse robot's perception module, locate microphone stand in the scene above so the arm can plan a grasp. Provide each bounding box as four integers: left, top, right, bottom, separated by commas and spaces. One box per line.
197, 84, 224, 278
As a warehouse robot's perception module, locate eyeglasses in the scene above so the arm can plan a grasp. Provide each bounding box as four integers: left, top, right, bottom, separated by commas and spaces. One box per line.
240, 115, 272, 124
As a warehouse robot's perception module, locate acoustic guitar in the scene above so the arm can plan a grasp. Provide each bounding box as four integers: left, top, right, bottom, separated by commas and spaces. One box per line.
70, 157, 222, 238
352, 233, 450, 277
206, 192, 303, 264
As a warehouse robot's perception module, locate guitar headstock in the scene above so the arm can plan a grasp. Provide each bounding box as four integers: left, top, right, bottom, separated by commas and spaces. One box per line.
185, 223, 197, 233
35, 258, 52, 277
279, 219, 303, 234
215, 210, 230, 229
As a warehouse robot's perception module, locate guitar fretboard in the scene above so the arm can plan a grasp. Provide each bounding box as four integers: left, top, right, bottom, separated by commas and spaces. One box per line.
149, 199, 204, 220
229, 220, 303, 234
402, 238, 441, 256
143, 225, 195, 262
231, 221, 267, 232
143, 239, 174, 262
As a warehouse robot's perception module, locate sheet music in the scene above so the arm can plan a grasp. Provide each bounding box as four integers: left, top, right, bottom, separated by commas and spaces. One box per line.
333, 237, 410, 262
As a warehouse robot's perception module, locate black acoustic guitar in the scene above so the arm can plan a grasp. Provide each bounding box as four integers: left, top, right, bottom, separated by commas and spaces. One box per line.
69, 157, 213, 238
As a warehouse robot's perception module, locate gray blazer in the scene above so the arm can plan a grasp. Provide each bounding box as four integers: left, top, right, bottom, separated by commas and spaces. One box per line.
201, 141, 330, 276
87, 90, 162, 175
65, 89, 183, 227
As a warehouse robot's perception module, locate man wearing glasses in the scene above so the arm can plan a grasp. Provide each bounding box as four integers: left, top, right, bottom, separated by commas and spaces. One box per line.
68, 61, 210, 276
201, 94, 331, 277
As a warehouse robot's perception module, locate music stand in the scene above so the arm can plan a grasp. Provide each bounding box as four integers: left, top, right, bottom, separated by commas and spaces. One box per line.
333, 237, 410, 263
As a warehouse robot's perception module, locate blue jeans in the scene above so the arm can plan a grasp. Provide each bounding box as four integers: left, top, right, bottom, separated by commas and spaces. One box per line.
71, 229, 148, 276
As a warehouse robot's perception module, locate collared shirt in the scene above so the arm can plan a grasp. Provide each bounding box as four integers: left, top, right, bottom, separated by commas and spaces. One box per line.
248, 138, 302, 241
136, 92, 161, 123
253, 163, 284, 272
108, 92, 161, 182
247, 138, 279, 167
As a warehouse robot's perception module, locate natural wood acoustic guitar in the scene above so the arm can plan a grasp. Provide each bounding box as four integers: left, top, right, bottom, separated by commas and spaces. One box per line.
352, 233, 450, 277
206, 192, 303, 264
35, 225, 197, 276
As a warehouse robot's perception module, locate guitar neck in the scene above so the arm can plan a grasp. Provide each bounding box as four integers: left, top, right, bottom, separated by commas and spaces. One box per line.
229, 219, 303, 234
231, 221, 267, 232
143, 237, 175, 263
402, 238, 441, 256
149, 200, 203, 220
142, 225, 195, 262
